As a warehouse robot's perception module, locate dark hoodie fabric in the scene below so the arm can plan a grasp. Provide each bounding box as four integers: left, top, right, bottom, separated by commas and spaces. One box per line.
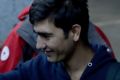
0, 20, 117, 80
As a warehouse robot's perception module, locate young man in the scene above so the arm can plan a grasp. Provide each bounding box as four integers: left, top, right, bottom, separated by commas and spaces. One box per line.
0, 0, 119, 80
0, 5, 113, 74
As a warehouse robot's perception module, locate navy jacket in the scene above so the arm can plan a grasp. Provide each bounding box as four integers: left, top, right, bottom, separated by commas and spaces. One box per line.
0, 22, 117, 80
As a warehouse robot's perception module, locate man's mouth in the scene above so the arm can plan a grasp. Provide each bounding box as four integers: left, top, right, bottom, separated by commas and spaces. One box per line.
45, 49, 55, 55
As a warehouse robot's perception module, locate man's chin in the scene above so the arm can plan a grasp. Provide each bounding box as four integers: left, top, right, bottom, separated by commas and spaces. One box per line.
47, 57, 61, 63
47, 57, 57, 62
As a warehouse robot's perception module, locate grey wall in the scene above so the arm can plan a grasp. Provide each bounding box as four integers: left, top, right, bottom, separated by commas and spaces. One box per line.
0, 0, 32, 41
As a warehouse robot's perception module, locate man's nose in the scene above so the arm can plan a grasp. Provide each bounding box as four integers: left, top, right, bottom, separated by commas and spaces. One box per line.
36, 36, 46, 49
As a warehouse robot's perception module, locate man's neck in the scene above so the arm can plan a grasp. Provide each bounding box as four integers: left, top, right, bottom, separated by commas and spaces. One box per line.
64, 42, 94, 79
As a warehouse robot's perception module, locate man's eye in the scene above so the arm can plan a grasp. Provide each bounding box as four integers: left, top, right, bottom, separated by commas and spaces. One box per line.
42, 35, 50, 38
34, 31, 53, 39
39, 34, 51, 40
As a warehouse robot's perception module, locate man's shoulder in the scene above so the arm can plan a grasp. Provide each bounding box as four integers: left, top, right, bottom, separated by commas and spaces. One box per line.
17, 54, 57, 79
106, 62, 120, 80
21, 54, 50, 70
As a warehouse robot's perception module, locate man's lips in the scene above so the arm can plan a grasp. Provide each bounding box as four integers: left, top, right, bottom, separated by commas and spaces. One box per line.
45, 49, 55, 55
45, 48, 54, 52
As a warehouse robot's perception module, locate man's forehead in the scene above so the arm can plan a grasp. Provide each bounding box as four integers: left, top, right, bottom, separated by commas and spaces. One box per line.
33, 23, 57, 35
34, 18, 53, 26
33, 26, 52, 33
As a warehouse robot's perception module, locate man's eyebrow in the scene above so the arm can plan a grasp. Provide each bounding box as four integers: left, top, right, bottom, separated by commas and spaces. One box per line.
37, 32, 53, 36
33, 30, 53, 36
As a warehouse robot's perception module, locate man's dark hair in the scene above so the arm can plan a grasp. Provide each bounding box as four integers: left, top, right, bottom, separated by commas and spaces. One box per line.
29, 0, 89, 45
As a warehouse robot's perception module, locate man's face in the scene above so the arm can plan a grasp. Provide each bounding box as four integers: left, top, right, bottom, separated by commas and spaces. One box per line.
34, 19, 77, 62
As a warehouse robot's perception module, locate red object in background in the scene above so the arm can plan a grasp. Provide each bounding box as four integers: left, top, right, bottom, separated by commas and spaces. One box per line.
0, 6, 30, 73
0, 21, 26, 73
18, 6, 31, 21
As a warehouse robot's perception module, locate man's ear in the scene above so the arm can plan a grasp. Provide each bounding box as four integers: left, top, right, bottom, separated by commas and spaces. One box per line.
71, 24, 81, 42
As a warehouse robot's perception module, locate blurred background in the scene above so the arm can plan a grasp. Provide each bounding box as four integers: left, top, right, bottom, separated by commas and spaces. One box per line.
0, 0, 32, 41
89, 0, 120, 61
0, 0, 120, 61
